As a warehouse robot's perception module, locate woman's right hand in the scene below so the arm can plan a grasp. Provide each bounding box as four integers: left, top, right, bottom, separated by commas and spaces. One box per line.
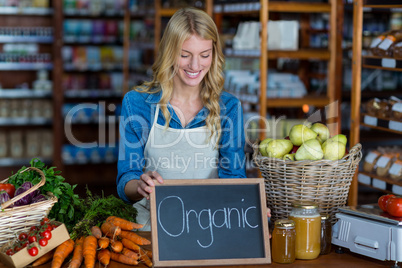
138, 170, 164, 199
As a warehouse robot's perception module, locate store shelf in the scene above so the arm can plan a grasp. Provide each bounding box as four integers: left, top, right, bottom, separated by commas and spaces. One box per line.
358, 171, 402, 195
64, 36, 121, 45
268, 2, 331, 13
0, 36, 53, 43
363, 1, 402, 8
0, 157, 52, 167
0, 117, 52, 126
64, 89, 122, 99
361, 113, 402, 134
266, 95, 330, 108
63, 9, 124, 17
224, 48, 330, 60
0, 7, 53, 15
362, 56, 402, 71
0, 89, 51, 98
63, 63, 122, 72
0, 62, 53, 71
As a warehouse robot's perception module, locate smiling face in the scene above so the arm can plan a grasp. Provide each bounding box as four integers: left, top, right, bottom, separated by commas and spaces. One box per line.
173, 34, 213, 91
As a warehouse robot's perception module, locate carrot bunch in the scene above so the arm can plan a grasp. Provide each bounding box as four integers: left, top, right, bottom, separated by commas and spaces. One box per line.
30, 216, 152, 268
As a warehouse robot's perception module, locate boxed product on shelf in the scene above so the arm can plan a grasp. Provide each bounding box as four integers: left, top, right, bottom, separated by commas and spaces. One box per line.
268, 20, 299, 51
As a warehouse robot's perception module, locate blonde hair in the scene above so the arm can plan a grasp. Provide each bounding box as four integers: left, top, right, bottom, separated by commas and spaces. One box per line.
138, 7, 225, 144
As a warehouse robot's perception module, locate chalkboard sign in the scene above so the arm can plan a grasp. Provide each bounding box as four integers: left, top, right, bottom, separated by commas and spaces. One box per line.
149, 179, 271, 267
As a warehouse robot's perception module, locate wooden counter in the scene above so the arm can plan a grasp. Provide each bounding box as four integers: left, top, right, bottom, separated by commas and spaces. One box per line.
0, 232, 397, 268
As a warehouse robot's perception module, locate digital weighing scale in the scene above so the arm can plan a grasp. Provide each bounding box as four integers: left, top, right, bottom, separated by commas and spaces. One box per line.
332, 204, 402, 267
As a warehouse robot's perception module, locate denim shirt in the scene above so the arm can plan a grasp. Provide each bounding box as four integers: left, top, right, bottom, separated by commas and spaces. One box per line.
117, 87, 246, 203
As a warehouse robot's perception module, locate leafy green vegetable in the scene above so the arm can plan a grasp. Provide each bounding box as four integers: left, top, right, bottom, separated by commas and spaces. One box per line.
70, 187, 137, 240
8, 158, 84, 232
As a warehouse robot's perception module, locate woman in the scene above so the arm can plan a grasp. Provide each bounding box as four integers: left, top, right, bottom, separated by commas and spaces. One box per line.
117, 7, 246, 230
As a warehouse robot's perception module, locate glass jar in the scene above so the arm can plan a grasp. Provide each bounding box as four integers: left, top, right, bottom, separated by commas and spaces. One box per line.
272, 219, 296, 264
320, 214, 332, 255
289, 201, 321, 260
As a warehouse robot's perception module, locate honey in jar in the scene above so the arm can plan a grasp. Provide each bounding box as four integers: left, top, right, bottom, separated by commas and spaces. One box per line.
272, 219, 296, 264
289, 201, 321, 260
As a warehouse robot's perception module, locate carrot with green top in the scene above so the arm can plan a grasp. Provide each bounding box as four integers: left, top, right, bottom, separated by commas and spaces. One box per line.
51, 239, 75, 268
83, 235, 97, 268
68, 237, 84, 268
120, 230, 151, 245
106, 216, 143, 230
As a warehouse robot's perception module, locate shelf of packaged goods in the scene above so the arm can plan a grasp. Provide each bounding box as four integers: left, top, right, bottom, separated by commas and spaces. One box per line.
358, 171, 402, 195
224, 48, 330, 60
63, 63, 123, 72
63, 36, 121, 45
0, 89, 52, 98
266, 95, 330, 108
0, 36, 53, 43
215, 2, 331, 14
158, 8, 179, 17
361, 113, 402, 135
130, 41, 155, 50
0, 117, 52, 126
362, 56, 402, 71
64, 89, 122, 99
0, 62, 53, 71
0, 157, 52, 167
63, 9, 124, 17
0, 7, 53, 15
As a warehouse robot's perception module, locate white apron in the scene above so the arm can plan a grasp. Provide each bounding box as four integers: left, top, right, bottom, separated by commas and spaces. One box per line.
133, 104, 219, 231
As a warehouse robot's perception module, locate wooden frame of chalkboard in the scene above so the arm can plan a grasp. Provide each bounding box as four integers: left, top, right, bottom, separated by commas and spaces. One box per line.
149, 178, 271, 267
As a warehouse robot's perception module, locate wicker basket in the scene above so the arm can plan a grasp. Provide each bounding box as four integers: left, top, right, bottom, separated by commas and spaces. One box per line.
253, 143, 362, 224
0, 167, 58, 246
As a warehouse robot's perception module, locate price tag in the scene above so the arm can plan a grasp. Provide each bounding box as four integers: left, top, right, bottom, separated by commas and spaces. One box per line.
392, 185, 402, 195
364, 115, 378, 126
381, 58, 397, 69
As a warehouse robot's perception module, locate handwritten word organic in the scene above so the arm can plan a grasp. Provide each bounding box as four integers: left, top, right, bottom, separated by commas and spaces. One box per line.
157, 195, 258, 248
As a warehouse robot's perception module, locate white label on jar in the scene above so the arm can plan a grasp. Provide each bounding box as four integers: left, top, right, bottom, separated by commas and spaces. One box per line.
382, 58, 397, 68
373, 178, 386, 189
389, 121, 402, 132
378, 38, 394, 51
364, 115, 378, 126
389, 163, 402, 176
365, 152, 379, 164
376, 156, 391, 168
370, 37, 383, 48
392, 102, 402, 113
392, 185, 402, 195
396, 42, 402, 47
358, 173, 371, 184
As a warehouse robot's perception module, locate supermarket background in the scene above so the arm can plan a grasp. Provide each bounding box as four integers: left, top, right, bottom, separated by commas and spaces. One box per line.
0, 0, 401, 206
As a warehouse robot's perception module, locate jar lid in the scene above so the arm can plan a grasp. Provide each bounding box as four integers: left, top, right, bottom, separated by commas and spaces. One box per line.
321, 214, 329, 220
275, 219, 295, 228
291, 201, 318, 209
